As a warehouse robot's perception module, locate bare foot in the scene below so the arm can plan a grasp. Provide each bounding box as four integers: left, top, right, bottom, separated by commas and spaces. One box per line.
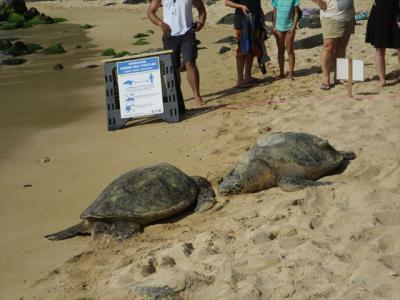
276, 74, 285, 80
235, 80, 253, 88
378, 81, 387, 87
194, 96, 206, 106
286, 72, 294, 80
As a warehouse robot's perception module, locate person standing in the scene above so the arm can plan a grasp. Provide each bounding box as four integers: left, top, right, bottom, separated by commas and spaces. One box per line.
272, 0, 300, 80
147, 0, 206, 107
366, 0, 400, 86
312, 0, 355, 90
224, 0, 265, 88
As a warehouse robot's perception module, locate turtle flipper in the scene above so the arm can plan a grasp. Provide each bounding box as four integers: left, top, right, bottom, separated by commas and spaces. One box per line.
45, 221, 88, 241
191, 176, 216, 213
278, 176, 327, 192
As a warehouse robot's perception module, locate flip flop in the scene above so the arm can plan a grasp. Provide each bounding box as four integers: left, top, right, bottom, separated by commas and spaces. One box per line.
320, 83, 331, 90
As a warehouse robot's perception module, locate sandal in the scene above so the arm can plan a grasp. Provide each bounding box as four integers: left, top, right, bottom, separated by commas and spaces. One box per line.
320, 83, 331, 90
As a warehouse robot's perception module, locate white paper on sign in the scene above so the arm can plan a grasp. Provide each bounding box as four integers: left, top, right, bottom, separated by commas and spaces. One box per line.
336, 58, 364, 82
117, 57, 164, 119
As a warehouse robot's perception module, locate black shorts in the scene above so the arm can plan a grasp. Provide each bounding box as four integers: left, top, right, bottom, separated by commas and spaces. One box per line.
162, 30, 198, 68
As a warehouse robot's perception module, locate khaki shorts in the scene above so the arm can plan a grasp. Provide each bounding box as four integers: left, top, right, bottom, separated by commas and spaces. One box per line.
321, 18, 355, 39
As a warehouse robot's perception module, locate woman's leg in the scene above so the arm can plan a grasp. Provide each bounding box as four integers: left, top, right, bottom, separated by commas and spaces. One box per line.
321, 38, 339, 87
335, 31, 351, 83
375, 48, 386, 86
285, 30, 296, 79
274, 31, 286, 78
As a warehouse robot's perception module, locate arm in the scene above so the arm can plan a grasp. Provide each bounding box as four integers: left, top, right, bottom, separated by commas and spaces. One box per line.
290, 6, 299, 32
224, 0, 249, 15
272, 7, 277, 34
192, 0, 207, 31
312, 0, 327, 10
147, 0, 171, 37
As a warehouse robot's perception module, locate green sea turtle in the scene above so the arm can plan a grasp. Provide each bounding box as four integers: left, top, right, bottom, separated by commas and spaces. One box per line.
219, 132, 356, 195
45, 163, 216, 241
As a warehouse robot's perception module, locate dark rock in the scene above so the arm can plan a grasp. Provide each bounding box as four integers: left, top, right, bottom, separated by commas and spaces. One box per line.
8, 40, 28, 56
298, 10, 321, 29
4, 0, 27, 14
293, 33, 323, 50
43, 43, 66, 54
0, 39, 12, 51
217, 13, 234, 25
215, 35, 237, 44
75, 44, 82, 49
104, 2, 116, 6
218, 46, 231, 54
23, 7, 39, 20
114, 50, 130, 58
146, 29, 154, 35
53, 63, 63, 70
1, 57, 26, 64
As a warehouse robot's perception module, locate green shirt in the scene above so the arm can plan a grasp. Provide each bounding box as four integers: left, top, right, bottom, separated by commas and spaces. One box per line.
272, 0, 300, 32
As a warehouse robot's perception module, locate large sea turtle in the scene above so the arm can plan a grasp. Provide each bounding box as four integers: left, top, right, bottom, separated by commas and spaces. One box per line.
219, 132, 356, 195
45, 163, 216, 241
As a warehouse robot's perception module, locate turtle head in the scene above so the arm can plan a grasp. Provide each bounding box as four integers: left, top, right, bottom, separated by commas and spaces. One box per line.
218, 172, 243, 195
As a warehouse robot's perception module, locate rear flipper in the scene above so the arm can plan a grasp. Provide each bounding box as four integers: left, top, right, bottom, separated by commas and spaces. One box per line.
278, 176, 330, 192
191, 176, 216, 213
45, 221, 88, 241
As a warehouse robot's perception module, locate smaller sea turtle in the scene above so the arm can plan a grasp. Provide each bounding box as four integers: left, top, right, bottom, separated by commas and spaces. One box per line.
219, 132, 356, 195
45, 163, 216, 241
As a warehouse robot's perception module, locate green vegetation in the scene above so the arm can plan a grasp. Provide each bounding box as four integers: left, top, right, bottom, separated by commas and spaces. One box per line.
133, 33, 149, 38
102, 48, 116, 56
43, 43, 66, 55
80, 23, 94, 30
114, 51, 131, 58
133, 38, 149, 46
1, 58, 26, 65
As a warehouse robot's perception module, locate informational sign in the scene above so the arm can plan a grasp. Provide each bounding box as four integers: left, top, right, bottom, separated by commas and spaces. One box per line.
117, 57, 164, 118
337, 58, 364, 82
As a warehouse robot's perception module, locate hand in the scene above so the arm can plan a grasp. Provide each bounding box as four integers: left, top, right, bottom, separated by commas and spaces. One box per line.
272, 27, 278, 35
193, 21, 204, 32
160, 22, 171, 37
241, 5, 249, 15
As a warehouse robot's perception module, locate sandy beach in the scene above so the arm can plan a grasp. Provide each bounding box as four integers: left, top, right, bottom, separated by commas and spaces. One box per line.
0, 0, 399, 299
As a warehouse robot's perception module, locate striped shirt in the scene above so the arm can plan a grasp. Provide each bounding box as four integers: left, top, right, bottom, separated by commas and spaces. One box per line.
272, 0, 300, 32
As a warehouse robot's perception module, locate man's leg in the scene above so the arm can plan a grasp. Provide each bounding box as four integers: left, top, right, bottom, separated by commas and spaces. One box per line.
185, 61, 205, 105
244, 55, 255, 82
321, 38, 339, 87
285, 30, 296, 79
374, 48, 386, 86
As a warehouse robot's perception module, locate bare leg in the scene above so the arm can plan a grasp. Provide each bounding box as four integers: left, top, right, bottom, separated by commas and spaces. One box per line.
244, 55, 255, 82
275, 30, 286, 79
236, 55, 246, 86
321, 38, 339, 87
185, 61, 205, 106
375, 48, 386, 86
335, 31, 351, 83
285, 30, 296, 79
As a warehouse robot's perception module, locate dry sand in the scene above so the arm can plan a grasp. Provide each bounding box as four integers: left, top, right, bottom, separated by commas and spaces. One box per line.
0, 0, 399, 299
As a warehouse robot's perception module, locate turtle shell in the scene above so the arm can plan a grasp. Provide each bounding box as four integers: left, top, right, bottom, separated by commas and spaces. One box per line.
236, 132, 344, 179
80, 163, 198, 225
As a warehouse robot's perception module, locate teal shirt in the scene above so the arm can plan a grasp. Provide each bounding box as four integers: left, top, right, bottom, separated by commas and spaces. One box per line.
272, 0, 299, 32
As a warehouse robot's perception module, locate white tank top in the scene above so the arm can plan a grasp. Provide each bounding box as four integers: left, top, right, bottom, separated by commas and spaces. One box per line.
162, 0, 193, 36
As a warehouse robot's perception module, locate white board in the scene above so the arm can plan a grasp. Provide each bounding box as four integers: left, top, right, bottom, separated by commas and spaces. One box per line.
117, 57, 164, 118
337, 58, 364, 81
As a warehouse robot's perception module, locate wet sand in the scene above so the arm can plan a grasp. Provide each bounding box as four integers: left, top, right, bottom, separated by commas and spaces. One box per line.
0, 1, 399, 299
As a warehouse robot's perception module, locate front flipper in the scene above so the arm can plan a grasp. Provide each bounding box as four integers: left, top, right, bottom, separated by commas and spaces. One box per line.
278, 176, 329, 192
191, 176, 216, 213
